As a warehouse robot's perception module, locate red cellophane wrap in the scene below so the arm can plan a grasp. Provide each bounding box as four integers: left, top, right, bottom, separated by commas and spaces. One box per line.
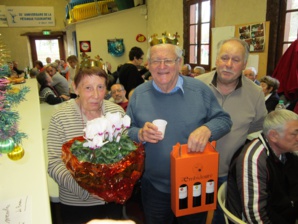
61, 136, 144, 204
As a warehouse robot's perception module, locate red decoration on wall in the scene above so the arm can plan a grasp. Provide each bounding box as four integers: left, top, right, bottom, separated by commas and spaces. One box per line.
79, 41, 91, 52
136, 34, 146, 42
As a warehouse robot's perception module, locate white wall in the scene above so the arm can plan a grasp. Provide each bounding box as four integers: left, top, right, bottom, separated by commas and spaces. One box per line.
73, 5, 148, 71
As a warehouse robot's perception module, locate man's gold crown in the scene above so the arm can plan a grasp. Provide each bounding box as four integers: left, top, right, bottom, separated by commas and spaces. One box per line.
149, 32, 180, 46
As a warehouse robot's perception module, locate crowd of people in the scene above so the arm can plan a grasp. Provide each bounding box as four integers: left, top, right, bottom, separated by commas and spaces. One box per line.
7, 37, 296, 224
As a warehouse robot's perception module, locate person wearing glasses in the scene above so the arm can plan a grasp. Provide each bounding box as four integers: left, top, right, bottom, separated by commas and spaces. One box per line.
118, 46, 145, 98
126, 40, 232, 224
226, 109, 298, 224
110, 83, 129, 111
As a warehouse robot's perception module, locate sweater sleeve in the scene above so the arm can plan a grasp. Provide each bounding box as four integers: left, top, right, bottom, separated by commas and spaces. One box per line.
47, 112, 90, 200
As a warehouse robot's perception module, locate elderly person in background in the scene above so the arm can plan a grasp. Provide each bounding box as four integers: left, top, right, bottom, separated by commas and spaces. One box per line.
226, 109, 298, 224
193, 66, 205, 77
260, 76, 280, 113
30, 68, 39, 79
46, 62, 70, 96
110, 83, 129, 111
12, 61, 24, 75
47, 67, 125, 223
181, 63, 192, 77
67, 55, 79, 98
36, 71, 69, 105
243, 66, 260, 85
126, 42, 232, 224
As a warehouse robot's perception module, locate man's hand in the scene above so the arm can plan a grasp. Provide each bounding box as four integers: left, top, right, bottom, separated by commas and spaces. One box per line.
187, 126, 211, 152
138, 122, 163, 143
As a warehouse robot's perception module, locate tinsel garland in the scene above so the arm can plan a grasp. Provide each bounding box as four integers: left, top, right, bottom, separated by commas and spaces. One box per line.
0, 78, 30, 144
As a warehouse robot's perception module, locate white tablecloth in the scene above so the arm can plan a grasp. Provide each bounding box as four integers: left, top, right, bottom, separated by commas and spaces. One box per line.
0, 79, 52, 224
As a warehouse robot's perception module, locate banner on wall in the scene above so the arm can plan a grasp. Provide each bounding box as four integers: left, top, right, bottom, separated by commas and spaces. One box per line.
0, 5, 8, 27
5, 6, 55, 27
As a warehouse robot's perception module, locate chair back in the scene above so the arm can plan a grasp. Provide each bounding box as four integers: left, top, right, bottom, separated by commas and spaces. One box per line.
217, 181, 246, 224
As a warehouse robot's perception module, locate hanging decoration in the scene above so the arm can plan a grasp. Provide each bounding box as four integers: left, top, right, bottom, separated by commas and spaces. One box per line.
107, 38, 125, 57
136, 34, 146, 43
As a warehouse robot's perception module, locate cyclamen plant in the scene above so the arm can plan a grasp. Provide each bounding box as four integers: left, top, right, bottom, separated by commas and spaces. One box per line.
83, 112, 131, 148
70, 112, 136, 164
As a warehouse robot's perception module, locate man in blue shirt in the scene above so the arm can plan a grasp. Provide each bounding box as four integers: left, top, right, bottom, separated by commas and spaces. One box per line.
126, 41, 232, 224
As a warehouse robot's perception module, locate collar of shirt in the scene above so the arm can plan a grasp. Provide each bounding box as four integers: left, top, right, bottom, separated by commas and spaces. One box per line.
265, 93, 272, 101
152, 75, 184, 94
211, 72, 243, 90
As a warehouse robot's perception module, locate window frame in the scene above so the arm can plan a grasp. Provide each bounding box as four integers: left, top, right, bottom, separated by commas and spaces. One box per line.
183, 0, 215, 72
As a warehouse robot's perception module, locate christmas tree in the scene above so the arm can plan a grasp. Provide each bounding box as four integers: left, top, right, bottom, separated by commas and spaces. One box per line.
0, 33, 30, 158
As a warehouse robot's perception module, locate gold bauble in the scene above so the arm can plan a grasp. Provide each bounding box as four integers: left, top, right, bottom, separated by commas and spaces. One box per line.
7, 145, 25, 161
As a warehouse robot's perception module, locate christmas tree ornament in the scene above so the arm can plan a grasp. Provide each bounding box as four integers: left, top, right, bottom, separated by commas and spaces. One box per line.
7, 145, 25, 160
0, 137, 15, 153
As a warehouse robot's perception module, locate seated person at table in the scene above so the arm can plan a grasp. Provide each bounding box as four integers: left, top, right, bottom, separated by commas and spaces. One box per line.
12, 61, 24, 75
29, 68, 39, 79
181, 63, 192, 77
110, 83, 128, 111
243, 66, 260, 85
36, 71, 69, 105
47, 67, 124, 223
7, 61, 18, 78
193, 66, 205, 77
34, 60, 46, 72
46, 63, 70, 96
226, 109, 298, 224
260, 76, 280, 113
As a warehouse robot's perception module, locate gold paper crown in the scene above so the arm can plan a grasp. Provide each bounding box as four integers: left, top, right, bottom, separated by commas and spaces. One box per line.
149, 32, 180, 46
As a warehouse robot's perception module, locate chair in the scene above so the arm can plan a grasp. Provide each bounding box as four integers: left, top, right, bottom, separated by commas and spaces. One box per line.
217, 181, 246, 224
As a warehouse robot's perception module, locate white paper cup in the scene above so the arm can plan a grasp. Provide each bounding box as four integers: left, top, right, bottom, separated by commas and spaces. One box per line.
153, 119, 167, 138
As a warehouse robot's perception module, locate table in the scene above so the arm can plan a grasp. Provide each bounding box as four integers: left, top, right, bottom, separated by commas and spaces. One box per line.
0, 79, 52, 223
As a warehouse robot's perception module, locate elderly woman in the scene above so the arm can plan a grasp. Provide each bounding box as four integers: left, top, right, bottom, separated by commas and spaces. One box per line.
260, 76, 280, 113
36, 71, 69, 105
47, 67, 125, 223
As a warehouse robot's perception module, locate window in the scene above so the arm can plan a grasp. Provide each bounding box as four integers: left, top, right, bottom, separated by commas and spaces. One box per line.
184, 0, 214, 71
282, 0, 298, 54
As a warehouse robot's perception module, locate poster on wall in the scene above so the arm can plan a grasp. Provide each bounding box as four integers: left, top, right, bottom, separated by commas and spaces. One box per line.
0, 5, 8, 27
238, 22, 265, 52
5, 6, 55, 27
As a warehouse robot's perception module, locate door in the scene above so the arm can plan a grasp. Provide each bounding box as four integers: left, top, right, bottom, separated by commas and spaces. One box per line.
28, 32, 66, 66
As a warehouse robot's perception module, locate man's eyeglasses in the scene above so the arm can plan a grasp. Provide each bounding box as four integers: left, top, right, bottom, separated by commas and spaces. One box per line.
150, 58, 179, 66
111, 89, 124, 94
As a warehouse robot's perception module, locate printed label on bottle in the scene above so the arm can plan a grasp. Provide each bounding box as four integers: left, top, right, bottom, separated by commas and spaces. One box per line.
179, 185, 187, 199
206, 180, 214, 193
193, 183, 201, 197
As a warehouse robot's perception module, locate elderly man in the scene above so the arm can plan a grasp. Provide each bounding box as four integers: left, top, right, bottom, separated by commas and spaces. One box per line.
193, 66, 205, 77
126, 39, 232, 224
110, 83, 128, 111
226, 109, 298, 223
243, 66, 260, 85
181, 63, 192, 76
196, 37, 267, 223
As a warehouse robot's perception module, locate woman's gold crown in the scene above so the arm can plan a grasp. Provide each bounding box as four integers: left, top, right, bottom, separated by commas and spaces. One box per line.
149, 32, 180, 46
